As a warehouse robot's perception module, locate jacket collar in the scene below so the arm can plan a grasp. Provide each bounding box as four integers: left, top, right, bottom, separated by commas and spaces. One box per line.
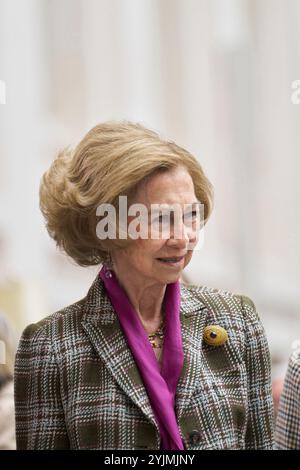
82, 272, 206, 324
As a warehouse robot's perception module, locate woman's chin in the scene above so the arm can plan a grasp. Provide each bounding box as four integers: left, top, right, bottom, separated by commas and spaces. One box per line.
156, 270, 183, 284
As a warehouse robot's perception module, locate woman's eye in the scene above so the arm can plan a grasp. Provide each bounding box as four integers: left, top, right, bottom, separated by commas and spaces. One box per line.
152, 215, 172, 224
184, 211, 198, 219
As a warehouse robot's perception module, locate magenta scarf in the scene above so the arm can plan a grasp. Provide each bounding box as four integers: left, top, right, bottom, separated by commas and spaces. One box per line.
99, 265, 185, 450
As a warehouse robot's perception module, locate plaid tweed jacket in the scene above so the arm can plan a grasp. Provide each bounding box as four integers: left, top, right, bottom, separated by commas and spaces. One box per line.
14, 274, 274, 450
275, 350, 300, 449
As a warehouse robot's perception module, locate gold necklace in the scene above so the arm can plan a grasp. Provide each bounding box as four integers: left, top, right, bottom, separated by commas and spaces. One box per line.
148, 317, 164, 349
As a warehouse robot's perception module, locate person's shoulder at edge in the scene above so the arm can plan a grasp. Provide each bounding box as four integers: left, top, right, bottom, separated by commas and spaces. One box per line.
0, 380, 16, 450
286, 348, 300, 379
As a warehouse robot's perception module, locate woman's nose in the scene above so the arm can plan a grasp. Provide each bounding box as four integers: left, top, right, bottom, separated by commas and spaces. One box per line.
167, 222, 190, 247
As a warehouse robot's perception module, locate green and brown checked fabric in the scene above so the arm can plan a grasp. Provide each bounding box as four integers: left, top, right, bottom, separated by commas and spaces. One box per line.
275, 350, 300, 449
14, 274, 275, 450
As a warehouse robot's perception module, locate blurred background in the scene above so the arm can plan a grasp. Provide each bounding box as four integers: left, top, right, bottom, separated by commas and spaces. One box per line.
0, 0, 300, 448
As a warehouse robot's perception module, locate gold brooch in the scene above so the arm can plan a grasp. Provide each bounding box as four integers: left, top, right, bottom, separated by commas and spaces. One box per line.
203, 325, 228, 346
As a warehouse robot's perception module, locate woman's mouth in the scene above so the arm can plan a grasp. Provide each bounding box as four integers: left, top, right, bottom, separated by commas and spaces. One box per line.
156, 256, 185, 267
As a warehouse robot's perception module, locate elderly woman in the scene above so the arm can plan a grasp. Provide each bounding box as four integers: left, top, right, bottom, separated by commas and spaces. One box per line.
14, 121, 274, 450
275, 350, 300, 449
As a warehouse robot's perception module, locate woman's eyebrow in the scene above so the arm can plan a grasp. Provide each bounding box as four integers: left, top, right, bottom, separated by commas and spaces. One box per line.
150, 201, 200, 209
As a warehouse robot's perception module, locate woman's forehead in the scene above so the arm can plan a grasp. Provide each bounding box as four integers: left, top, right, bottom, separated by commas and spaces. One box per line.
135, 171, 196, 204
137, 192, 199, 208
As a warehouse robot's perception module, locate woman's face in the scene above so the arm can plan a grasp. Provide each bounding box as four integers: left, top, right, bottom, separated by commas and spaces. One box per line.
112, 166, 201, 285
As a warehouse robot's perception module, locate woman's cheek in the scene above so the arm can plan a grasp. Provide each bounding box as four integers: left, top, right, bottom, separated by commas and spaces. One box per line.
184, 252, 193, 267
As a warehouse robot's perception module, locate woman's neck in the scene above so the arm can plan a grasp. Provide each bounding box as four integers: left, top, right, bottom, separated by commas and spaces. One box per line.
111, 265, 166, 326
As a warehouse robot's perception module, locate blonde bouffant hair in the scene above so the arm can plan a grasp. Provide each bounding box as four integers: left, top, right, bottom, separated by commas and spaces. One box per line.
39, 120, 214, 267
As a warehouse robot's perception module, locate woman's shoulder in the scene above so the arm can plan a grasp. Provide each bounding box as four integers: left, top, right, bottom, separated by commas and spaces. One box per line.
20, 273, 109, 343
17, 296, 88, 350
180, 281, 257, 317
180, 283, 269, 363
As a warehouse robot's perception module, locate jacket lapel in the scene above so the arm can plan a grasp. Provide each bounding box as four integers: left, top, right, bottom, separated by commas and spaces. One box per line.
176, 286, 208, 420
81, 275, 208, 430
81, 275, 159, 432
